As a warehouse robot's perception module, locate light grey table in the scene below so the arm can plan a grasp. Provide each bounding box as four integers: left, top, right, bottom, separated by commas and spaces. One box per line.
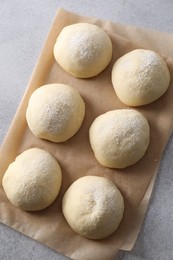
1, 1, 173, 259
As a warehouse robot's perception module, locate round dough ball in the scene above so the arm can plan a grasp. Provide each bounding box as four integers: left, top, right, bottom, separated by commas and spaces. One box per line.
53, 23, 112, 78
62, 176, 124, 239
112, 49, 170, 106
26, 83, 85, 143
89, 109, 150, 168
2, 148, 62, 211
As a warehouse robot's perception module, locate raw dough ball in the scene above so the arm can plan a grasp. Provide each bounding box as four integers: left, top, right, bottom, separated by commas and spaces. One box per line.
26, 83, 85, 143
2, 148, 62, 211
112, 49, 170, 106
53, 23, 112, 78
89, 109, 150, 168
62, 176, 124, 239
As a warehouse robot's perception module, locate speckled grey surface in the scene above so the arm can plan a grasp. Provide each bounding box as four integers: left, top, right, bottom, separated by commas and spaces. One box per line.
1, 1, 173, 259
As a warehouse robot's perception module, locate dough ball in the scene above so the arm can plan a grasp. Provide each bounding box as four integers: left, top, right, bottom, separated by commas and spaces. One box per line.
53, 23, 112, 78
26, 83, 85, 143
62, 176, 124, 239
112, 49, 170, 106
89, 109, 150, 168
2, 148, 62, 211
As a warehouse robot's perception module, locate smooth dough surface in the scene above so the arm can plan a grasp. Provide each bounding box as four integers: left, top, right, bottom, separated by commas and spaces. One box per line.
26, 83, 85, 143
62, 176, 124, 239
112, 49, 170, 106
2, 148, 62, 211
53, 23, 112, 78
89, 109, 150, 168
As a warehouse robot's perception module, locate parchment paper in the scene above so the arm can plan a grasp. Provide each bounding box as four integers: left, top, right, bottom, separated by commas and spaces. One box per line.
0, 8, 173, 260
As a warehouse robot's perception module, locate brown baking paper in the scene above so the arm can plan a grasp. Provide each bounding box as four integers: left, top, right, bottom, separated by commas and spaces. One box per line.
0, 8, 173, 260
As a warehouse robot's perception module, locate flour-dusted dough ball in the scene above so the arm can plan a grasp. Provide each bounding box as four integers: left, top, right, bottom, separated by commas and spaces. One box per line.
89, 109, 150, 168
53, 23, 113, 78
26, 83, 85, 143
112, 49, 170, 106
2, 148, 62, 211
62, 176, 124, 239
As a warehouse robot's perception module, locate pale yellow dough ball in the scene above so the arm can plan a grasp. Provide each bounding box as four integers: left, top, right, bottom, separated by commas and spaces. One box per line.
62, 176, 124, 239
2, 148, 62, 211
112, 49, 170, 106
53, 23, 112, 78
89, 109, 150, 168
26, 83, 85, 143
